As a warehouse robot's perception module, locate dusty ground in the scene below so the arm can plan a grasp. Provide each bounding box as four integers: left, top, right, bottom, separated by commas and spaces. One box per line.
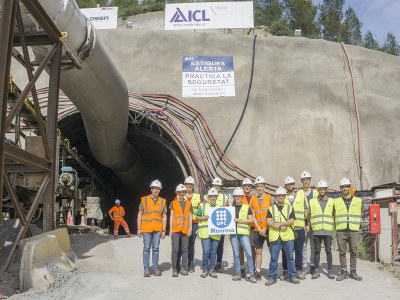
7, 232, 400, 300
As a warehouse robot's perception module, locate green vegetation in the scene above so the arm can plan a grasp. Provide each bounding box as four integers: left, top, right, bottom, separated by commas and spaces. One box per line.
75, 0, 399, 56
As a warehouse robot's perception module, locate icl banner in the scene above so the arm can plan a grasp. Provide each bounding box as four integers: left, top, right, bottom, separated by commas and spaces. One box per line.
208, 207, 236, 235
80, 7, 118, 30
165, 2, 254, 30
182, 56, 235, 97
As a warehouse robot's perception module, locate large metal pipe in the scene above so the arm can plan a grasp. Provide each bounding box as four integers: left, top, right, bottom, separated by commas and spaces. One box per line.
17, 0, 141, 184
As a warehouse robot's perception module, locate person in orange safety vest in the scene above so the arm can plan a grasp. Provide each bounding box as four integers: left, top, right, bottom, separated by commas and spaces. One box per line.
108, 199, 132, 239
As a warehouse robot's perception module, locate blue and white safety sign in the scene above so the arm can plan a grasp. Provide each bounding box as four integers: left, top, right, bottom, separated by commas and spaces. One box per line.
182, 56, 235, 97
208, 207, 236, 235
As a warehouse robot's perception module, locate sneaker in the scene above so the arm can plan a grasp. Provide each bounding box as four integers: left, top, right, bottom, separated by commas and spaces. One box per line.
114, 235, 118, 240
310, 265, 315, 275
327, 270, 335, 280
232, 274, 241, 281
152, 269, 162, 276
336, 270, 348, 281
297, 270, 306, 280
265, 279, 277, 286
209, 269, 218, 278
144, 270, 151, 277
288, 277, 300, 284
189, 264, 195, 273
127, 234, 132, 238
215, 263, 223, 273
241, 268, 246, 279
280, 270, 289, 281
172, 270, 179, 277
350, 270, 362, 281
200, 270, 208, 278
311, 269, 320, 279
249, 276, 257, 283
254, 270, 262, 280
180, 270, 189, 276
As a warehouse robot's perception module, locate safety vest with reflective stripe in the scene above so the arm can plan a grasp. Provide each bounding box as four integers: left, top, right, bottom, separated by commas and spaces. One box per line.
334, 196, 362, 231
140, 196, 166, 233
185, 193, 201, 221
268, 204, 295, 242
244, 194, 256, 227
250, 194, 271, 232
309, 197, 334, 232
293, 189, 319, 228
197, 203, 221, 241
236, 204, 251, 235
171, 200, 191, 234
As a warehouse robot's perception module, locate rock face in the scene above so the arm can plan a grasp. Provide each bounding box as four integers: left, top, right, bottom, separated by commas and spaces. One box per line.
97, 13, 400, 190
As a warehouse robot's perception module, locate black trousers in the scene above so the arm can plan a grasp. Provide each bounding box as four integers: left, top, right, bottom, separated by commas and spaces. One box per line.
313, 235, 332, 271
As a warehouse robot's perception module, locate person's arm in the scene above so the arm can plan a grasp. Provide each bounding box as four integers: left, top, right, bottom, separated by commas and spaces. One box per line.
169, 209, 174, 236
161, 213, 167, 239
267, 217, 279, 229
108, 210, 114, 221
253, 216, 262, 231
137, 210, 143, 237
187, 212, 192, 237
120, 207, 125, 218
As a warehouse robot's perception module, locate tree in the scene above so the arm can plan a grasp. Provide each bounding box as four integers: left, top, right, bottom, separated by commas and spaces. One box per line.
282, 0, 319, 38
269, 20, 292, 36
318, 0, 345, 42
254, 0, 283, 27
340, 7, 362, 45
363, 30, 380, 50
76, 0, 108, 8
383, 32, 400, 56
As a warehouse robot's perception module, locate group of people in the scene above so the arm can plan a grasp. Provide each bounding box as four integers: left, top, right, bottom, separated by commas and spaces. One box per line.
109, 171, 363, 286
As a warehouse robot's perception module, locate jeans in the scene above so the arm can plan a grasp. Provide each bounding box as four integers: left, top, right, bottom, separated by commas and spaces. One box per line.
177, 223, 198, 268
282, 228, 305, 271
216, 235, 225, 266
269, 239, 296, 280
201, 238, 219, 270
143, 231, 161, 271
314, 235, 332, 270
337, 231, 359, 270
230, 234, 254, 275
303, 229, 315, 268
171, 232, 190, 271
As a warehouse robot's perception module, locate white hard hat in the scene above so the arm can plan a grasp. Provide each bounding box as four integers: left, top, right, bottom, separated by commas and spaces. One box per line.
275, 187, 287, 195
150, 180, 162, 189
115, 199, 121, 204
300, 171, 312, 179
212, 177, 223, 186
339, 178, 351, 186
242, 178, 253, 186
316, 180, 328, 188
254, 176, 266, 185
175, 184, 187, 192
232, 187, 244, 196
284, 176, 295, 185
184, 176, 195, 185
207, 188, 218, 196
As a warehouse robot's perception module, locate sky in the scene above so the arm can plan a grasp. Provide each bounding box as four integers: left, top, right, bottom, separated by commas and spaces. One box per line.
313, 0, 400, 45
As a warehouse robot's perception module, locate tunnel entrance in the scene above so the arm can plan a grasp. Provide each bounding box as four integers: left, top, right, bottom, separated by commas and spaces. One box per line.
58, 109, 191, 231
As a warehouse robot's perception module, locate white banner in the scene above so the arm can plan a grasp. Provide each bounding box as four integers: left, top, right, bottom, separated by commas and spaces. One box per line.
208, 207, 236, 235
165, 2, 254, 30
183, 56, 235, 97
81, 7, 118, 30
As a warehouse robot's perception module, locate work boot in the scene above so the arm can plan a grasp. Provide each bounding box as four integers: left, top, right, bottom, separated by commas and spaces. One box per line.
152, 269, 162, 276
189, 264, 195, 273
241, 268, 246, 279
311, 269, 320, 279
144, 270, 151, 277
288, 277, 300, 284
327, 270, 335, 279
297, 270, 306, 280
180, 269, 189, 276
254, 270, 262, 280
265, 279, 277, 286
114, 235, 118, 240
310, 265, 315, 275
336, 270, 348, 281
232, 274, 241, 281
215, 263, 223, 273
209, 269, 218, 278
280, 270, 288, 281
172, 270, 179, 277
249, 276, 257, 283
350, 270, 362, 281
200, 269, 208, 278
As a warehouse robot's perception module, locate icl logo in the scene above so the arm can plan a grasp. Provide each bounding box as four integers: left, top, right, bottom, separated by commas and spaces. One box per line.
170, 8, 210, 23
211, 208, 232, 228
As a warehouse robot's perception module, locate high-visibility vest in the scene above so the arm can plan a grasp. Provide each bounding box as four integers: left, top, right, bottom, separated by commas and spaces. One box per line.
309, 197, 334, 232
205, 193, 226, 207
109, 206, 125, 221
185, 193, 201, 221
293, 189, 319, 228
197, 203, 221, 241
243, 194, 256, 226
140, 195, 166, 233
250, 194, 271, 232
171, 200, 191, 234
334, 196, 362, 231
236, 204, 251, 235
268, 204, 295, 242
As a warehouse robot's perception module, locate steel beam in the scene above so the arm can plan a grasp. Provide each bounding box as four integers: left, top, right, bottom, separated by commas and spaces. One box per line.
4, 143, 52, 172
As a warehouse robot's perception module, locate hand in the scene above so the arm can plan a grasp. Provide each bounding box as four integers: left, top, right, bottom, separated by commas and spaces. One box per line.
273, 223, 281, 230
137, 229, 142, 238
187, 229, 192, 237
305, 225, 310, 233
161, 231, 166, 239
281, 225, 287, 231
260, 228, 267, 237
234, 218, 239, 223
204, 215, 209, 220
111, 218, 114, 221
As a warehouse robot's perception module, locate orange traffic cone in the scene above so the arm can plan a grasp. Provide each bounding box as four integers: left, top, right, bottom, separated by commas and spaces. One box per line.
66, 209, 73, 226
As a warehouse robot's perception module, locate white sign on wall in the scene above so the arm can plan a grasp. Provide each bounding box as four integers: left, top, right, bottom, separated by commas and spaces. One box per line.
208, 207, 236, 235
165, 2, 254, 30
80, 7, 118, 30
182, 56, 235, 97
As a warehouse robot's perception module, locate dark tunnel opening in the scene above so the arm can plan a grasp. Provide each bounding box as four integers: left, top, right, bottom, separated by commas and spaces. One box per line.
58, 110, 191, 232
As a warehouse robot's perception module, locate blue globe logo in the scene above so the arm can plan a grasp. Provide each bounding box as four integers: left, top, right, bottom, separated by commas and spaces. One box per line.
211, 208, 232, 228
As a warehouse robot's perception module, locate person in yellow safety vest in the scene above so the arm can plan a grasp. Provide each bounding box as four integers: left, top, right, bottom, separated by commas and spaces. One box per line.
169, 184, 192, 277
241, 178, 257, 278
265, 187, 300, 286
297, 171, 319, 276
137, 180, 167, 277
197, 188, 221, 279
205, 177, 227, 272
251, 176, 271, 280
334, 178, 363, 282
309, 180, 335, 280
108, 199, 132, 239
230, 187, 257, 283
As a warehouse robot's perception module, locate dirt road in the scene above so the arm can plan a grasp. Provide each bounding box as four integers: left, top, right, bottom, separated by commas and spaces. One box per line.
10, 233, 400, 300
